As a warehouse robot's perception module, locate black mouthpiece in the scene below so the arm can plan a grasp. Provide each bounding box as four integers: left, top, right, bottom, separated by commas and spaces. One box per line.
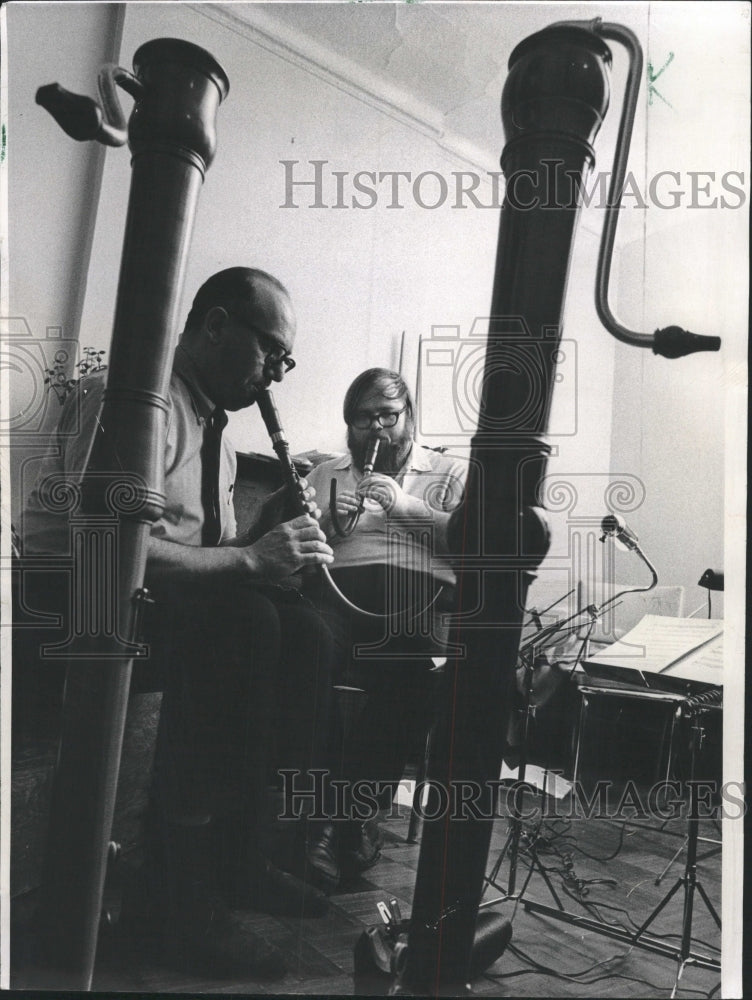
36, 83, 104, 142
653, 326, 721, 358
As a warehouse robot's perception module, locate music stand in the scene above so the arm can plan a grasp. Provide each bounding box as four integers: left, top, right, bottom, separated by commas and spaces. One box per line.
482, 527, 721, 993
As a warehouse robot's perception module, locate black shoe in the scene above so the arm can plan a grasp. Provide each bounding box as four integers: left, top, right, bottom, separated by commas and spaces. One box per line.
340, 822, 382, 876
122, 864, 287, 979
172, 892, 288, 979
306, 823, 341, 890
235, 851, 329, 917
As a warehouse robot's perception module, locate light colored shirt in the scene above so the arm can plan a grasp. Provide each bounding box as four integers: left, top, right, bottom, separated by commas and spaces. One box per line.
307, 444, 467, 585
22, 346, 237, 555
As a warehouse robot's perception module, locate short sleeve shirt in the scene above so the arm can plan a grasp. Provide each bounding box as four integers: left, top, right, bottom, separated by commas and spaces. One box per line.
22, 346, 237, 555
306, 444, 467, 585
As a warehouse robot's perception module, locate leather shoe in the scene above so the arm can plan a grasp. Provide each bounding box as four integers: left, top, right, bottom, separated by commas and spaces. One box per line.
234, 851, 329, 917
341, 822, 381, 876
306, 822, 382, 887
306, 823, 341, 889
173, 894, 288, 978
121, 865, 287, 979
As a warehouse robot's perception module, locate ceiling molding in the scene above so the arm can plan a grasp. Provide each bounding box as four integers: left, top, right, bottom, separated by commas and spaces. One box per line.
190, 3, 501, 175
187, 3, 605, 239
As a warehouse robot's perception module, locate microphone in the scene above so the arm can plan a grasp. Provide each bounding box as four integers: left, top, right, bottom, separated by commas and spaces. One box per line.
600, 513, 640, 551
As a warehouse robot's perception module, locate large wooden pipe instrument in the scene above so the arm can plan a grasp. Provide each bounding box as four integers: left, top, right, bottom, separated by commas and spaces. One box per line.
33, 39, 229, 989
397, 19, 720, 994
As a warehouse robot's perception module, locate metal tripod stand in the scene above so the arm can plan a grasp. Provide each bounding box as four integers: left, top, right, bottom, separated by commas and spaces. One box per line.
629, 691, 722, 996
482, 526, 660, 908
479, 581, 721, 995
481, 600, 593, 908
481, 652, 562, 907
506, 688, 722, 993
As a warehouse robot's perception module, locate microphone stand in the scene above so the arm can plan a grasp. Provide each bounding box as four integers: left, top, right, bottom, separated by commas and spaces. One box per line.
632, 692, 722, 997
482, 533, 720, 986
579, 521, 659, 662
481, 612, 585, 909
479, 549, 654, 912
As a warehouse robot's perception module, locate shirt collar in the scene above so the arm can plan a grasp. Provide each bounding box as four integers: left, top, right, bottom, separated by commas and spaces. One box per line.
334, 442, 430, 473
173, 344, 218, 424
407, 444, 432, 471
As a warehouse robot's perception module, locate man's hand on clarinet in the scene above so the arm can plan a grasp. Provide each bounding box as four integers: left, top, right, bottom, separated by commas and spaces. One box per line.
358, 473, 424, 519
250, 479, 321, 541
243, 513, 333, 582
296, 480, 322, 520
319, 487, 361, 535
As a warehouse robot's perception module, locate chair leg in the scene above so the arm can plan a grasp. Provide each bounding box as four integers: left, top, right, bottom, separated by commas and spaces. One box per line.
333, 685, 367, 741
407, 728, 432, 843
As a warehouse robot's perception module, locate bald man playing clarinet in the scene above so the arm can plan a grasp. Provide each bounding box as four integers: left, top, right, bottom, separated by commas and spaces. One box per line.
20, 267, 341, 979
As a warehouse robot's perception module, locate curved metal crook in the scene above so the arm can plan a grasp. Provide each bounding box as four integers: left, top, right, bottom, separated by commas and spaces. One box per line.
329, 478, 361, 537
96, 64, 145, 146
591, 20, 720, 358
322, 563, 443, 621
36, 63, 144, 147
325, 477, 445, 621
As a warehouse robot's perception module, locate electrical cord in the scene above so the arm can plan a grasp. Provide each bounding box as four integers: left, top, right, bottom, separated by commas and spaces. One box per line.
567, 820, 629, 862
511, 827, 722, 962
496, 942, 715, 997
512, 828, 722, 960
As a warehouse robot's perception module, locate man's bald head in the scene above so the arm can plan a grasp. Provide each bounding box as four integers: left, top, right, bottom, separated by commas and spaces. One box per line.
180, 267, 296, 411
183, 267, 290, 338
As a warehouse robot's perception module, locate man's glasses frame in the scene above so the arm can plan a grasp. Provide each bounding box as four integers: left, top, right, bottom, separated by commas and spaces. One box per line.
231, 311, 296, 373
350, 408, 406, 430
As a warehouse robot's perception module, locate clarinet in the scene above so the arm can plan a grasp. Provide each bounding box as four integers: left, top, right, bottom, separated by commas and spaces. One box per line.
330, 432, 383, 537
256, 387, 387, 618
256, 388, 310, 517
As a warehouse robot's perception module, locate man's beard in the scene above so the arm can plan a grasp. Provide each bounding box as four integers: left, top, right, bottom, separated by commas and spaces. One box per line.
348, 428, 413, 476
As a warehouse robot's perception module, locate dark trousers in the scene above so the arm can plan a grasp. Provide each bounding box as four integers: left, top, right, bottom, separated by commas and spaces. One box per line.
12, 564, 339, 839
146, 581, 339, 834
305, 566, 451, 810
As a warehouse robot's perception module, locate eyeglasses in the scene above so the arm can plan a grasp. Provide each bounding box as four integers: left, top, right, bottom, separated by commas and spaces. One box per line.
231, 313, 296, 373
256, 330, 296, 374
350, 408, 406, 429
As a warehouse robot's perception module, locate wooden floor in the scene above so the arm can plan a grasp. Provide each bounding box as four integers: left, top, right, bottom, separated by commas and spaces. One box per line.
12, 781, 723, 998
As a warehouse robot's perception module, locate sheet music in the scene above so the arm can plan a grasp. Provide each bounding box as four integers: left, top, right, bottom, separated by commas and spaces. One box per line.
500, 762, 572, 800
585, 615, 724, 675
663, 633, 724, 686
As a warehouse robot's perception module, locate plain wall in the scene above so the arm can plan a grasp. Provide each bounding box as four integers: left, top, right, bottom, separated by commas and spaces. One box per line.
70, 3, 616, 602
75, 2, 502, 460
5, 3, 122, 522
7, 2, 744, 614
608, 3, 748, 610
